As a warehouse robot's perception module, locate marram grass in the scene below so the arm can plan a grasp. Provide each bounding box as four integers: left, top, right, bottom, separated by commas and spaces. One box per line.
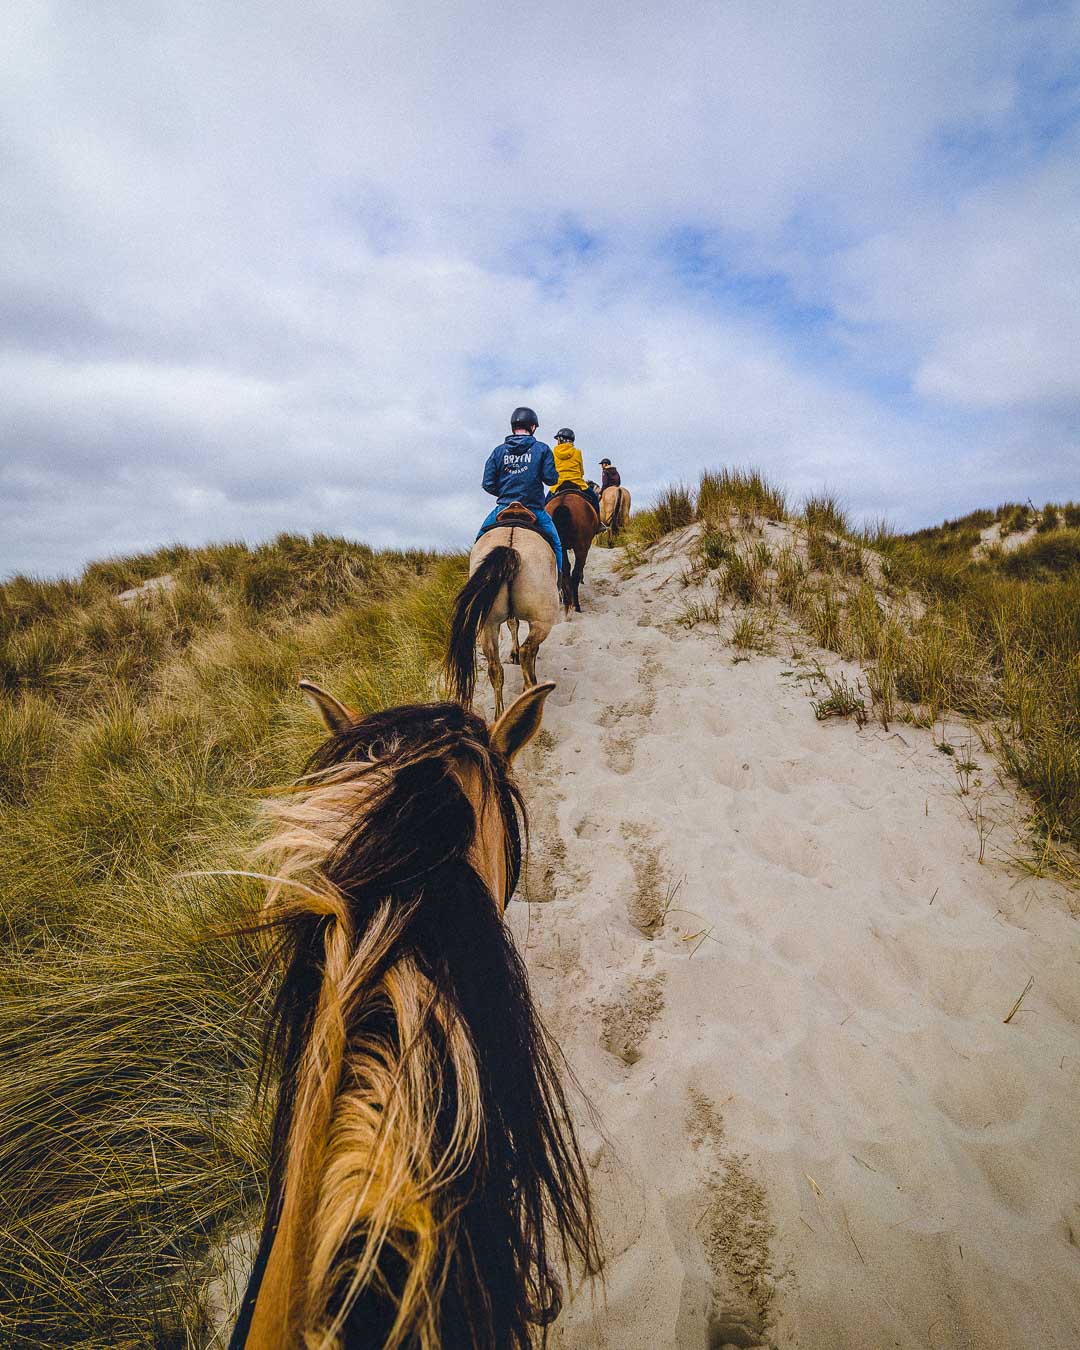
632, 471, 1080, 859
0, 533, 467, 1347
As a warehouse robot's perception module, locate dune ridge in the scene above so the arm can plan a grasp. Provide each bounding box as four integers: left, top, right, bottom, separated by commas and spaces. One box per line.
503, 525, 1080, 1349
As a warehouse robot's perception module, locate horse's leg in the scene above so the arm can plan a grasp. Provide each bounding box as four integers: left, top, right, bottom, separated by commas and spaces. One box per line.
519, 617, 552, 688
507, 617, 521, 664
572, 544, 589, 612
481, 622, 505, 718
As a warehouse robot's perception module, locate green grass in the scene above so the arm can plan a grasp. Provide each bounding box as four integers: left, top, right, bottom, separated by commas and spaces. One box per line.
0, 533, 468, 1347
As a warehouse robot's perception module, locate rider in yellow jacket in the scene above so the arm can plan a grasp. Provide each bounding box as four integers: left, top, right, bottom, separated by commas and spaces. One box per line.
548, 429, 600, 513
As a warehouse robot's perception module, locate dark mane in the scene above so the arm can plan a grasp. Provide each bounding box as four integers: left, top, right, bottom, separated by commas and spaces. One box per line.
232, 701, 599, 1349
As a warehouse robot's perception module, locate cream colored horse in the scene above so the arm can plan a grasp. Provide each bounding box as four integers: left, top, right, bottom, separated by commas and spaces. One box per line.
445, 526, 560, 717
600, 485, 632, 541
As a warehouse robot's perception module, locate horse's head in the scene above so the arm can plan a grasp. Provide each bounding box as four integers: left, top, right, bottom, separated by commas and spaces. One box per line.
235, 678, 596, 1350
297, 678, 555, 912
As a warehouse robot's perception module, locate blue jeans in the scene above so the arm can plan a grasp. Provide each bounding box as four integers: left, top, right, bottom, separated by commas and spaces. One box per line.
477, 506, 563, 573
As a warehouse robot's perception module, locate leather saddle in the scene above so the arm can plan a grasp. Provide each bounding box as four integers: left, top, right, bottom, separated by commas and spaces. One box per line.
495, 502, 538, 527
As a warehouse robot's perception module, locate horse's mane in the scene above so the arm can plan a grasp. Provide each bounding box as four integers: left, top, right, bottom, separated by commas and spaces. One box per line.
234, 701, 599, 1350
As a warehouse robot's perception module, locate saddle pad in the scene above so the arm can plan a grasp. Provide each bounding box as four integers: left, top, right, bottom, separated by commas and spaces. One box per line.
551, 487, 600, 524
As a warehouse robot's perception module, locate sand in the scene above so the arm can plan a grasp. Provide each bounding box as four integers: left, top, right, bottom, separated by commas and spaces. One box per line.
974, 521, 1038, 558
492, 525, 1080, 1350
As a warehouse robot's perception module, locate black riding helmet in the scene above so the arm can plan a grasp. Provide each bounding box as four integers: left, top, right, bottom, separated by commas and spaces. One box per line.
510, 406, 538, 431
555, 427, 575, 442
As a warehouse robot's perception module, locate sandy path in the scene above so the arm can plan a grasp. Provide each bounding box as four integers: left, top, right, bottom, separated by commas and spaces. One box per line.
493, 529, 1080, 1350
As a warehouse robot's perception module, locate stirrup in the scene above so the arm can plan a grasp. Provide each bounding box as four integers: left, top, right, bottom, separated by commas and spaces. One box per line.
496, 502, 537, 526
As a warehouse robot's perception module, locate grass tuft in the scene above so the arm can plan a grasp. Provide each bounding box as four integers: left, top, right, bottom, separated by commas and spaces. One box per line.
802, 492, 849, 535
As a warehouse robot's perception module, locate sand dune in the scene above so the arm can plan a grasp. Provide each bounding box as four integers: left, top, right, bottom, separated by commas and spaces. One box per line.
495, 526, 1080, 1350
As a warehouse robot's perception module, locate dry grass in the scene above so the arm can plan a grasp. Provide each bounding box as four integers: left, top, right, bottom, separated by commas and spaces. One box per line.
0, 533, 467, 1347
623, 469, 1080, 862
697, 467, 788, 523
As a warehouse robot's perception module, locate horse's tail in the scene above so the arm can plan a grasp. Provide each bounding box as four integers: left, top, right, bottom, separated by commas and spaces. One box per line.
234, 719, 600, 1349
444, 545, 519, 705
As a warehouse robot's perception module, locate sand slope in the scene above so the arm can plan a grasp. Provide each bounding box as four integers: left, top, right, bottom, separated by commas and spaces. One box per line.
498, 527, 1080, 1350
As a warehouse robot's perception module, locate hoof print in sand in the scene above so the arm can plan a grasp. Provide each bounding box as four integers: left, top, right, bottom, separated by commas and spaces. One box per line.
620, 823, 668, 936
708, 1298, 769, 1349
687, 1090, 784, 1348
602, 728, 635, 774
600, 973, 666, 1066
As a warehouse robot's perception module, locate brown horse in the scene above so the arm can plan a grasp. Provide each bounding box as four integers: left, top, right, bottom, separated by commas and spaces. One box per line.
599, 486, 632, 544
547, 491, 601, 613
230, 680, 599, 1350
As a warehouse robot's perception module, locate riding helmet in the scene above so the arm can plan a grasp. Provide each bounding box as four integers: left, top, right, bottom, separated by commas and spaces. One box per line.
555, 428, 575, 442
510, 406, 538, 430
600, 458, 611, 465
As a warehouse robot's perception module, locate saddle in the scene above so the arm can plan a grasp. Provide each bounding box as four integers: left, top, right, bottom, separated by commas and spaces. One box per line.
477, 502, 558, 562
494, 502, 538, 526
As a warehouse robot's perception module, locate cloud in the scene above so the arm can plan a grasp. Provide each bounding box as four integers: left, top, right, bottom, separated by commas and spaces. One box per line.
2, 0, 1079, 578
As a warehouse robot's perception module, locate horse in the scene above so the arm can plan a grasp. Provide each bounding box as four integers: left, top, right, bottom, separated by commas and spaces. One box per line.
230, 679, 600, 1350
444, 521, 560, 718
547, 491, 601, 614
599, 486, 631, 544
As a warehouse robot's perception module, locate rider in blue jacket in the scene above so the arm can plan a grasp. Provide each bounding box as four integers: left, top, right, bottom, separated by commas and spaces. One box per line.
476, 407, 564, 572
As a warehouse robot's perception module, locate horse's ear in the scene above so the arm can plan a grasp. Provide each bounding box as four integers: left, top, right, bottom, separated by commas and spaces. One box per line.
490, 682, 556, 763
299, 679, 357, 734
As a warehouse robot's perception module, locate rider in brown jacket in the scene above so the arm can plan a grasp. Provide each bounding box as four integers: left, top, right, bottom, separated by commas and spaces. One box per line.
600, 458, 621, 489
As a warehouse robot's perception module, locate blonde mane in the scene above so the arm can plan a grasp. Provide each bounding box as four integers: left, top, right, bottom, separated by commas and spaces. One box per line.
232, 700, 599, 1350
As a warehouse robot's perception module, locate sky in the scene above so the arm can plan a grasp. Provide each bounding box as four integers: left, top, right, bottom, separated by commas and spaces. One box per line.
2, 0, 1079, 579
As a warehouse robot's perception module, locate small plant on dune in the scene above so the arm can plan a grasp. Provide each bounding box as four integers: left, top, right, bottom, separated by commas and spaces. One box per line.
803, 584, 844, 650
719, 548, 769, 606
655, 484, 695, 534
684, 526, 736, 584
774, 548, 807, 609
860, 516, 896, 551
731, 611, 775, 655
697, 528, 735, 571
1037, 505, 1059, 534
616, 508, 667, 570
803, 492, 849, 536
677, 593, 726, 628
806, 527, 862, 578
697, 467, 788, 522
810, 669, 868, 728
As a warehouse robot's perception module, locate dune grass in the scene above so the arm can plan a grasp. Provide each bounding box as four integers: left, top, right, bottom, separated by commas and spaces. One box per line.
628, 470, 1080, 866
0, 533, 467, 1347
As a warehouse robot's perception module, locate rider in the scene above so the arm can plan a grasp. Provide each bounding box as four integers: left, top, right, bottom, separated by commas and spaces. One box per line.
600, 458, 622, 489
548, 429, 601, 515
477, 407, 564, 574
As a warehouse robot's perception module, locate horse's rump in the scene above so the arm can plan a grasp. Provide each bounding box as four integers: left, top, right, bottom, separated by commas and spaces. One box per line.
600, 486, 630, 531
444, 544, 520, 704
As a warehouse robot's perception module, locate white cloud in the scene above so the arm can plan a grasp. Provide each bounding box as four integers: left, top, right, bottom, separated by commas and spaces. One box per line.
1, 0, 1079, 577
